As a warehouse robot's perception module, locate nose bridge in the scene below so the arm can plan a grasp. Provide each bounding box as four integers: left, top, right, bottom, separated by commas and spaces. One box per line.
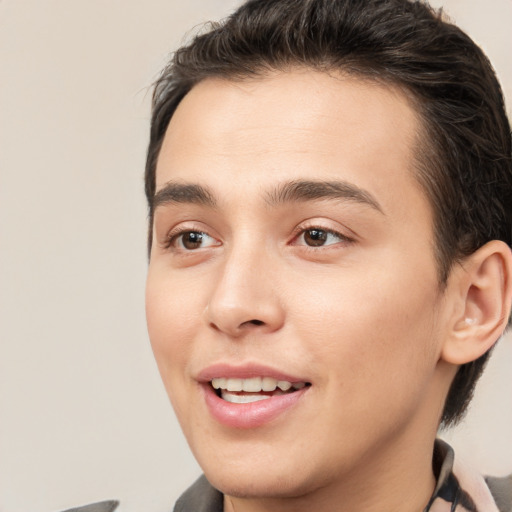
205, 234, 284, 336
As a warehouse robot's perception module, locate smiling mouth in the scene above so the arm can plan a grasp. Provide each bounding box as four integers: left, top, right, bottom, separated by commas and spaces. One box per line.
211, 377, 311, 404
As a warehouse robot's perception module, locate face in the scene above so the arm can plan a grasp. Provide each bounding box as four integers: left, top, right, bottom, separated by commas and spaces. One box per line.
146, 70, 452, 501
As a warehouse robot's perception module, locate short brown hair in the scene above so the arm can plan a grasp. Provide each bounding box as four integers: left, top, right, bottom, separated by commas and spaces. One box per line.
145, 0, 512, 426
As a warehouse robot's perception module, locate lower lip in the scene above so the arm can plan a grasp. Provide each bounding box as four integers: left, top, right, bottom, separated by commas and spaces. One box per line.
202, 384, 309, 429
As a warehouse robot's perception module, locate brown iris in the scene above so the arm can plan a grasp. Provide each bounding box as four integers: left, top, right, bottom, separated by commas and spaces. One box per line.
303, 229, 328, 247
181, 231, 204, 250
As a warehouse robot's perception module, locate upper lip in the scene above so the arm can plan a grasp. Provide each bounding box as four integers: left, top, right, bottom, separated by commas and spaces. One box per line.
196, 362, 309, 384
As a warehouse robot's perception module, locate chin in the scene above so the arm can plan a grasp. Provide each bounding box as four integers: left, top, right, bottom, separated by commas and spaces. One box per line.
203, 463, 323, 500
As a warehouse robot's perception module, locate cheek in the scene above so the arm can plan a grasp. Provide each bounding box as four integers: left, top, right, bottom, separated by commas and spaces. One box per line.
145, 271, 207, 428
287, 259, 441, 385
145, 271, 201, 379
286, 267, 443, 450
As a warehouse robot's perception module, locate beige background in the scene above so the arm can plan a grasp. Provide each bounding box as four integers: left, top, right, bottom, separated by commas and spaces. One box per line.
0, 1, 511, 511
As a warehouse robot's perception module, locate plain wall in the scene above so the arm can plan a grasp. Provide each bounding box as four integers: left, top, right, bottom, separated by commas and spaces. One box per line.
0, 1, 510, 511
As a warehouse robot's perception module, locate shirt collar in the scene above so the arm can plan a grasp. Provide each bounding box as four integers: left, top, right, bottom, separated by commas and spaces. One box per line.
425, 439, 499, 512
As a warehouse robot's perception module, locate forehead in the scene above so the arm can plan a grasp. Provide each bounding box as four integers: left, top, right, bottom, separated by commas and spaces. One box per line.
156, 69, 427, 221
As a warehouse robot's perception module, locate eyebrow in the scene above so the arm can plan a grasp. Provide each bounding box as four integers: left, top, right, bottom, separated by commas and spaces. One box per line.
152, 182, 217, 210
152, 179, 383, 214
266, 180, 384, 213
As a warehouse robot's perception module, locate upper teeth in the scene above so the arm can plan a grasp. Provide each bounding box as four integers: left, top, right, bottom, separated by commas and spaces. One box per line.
211, 377, 306, 392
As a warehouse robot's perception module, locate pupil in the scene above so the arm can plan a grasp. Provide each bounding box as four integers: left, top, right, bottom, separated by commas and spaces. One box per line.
183, 232, 202, 249
305, 229, 327, 246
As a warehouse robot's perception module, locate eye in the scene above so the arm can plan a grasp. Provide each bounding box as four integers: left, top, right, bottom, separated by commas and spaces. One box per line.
170, 230, 219, 250
296, 228, 349, 247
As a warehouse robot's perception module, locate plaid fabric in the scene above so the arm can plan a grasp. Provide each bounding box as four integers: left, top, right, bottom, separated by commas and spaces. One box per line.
425, 439, 504, 512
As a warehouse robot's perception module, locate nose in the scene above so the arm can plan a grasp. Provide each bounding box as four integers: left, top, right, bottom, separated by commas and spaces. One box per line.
204, 244, 285, 338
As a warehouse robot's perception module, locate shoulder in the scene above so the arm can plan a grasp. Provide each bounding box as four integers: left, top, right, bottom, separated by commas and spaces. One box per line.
486, 474, 512, 512
173, 475, 223, 512
59, 501, 119, 512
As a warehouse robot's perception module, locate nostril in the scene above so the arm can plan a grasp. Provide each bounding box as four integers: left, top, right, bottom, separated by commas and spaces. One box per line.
248, 319, 264, 326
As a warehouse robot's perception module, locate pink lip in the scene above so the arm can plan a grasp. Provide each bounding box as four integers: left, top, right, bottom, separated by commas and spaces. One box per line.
197, 363, 311, 429
197, 362, 307, 383
202, 384, 308, 429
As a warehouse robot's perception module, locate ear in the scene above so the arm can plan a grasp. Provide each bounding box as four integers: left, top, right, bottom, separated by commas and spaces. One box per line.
441, 240, 512, 365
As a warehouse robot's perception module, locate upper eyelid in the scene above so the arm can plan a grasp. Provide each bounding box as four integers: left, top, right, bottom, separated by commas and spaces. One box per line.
292, 229, 353, 247
164, 219, 216, 238
167, 225, 205, 238
294, 225, 346, 236
159, 224, 214, 249
158, 218, 356, 246
291, 220, 356, 241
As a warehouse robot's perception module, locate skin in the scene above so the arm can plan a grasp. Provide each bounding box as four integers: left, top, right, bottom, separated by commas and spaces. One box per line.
146, 70, 469, 512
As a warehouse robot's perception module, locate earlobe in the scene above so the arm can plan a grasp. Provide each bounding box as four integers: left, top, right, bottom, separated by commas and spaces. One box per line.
441, 240, 512, 365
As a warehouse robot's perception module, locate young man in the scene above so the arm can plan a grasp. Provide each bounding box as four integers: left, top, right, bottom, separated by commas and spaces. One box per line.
142, 0, 512, 511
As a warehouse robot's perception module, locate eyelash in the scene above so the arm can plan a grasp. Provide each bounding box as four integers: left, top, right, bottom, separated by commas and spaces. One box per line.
163, 223, 353, 252
163, 225, 217, 251
292, 225, 354, 248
